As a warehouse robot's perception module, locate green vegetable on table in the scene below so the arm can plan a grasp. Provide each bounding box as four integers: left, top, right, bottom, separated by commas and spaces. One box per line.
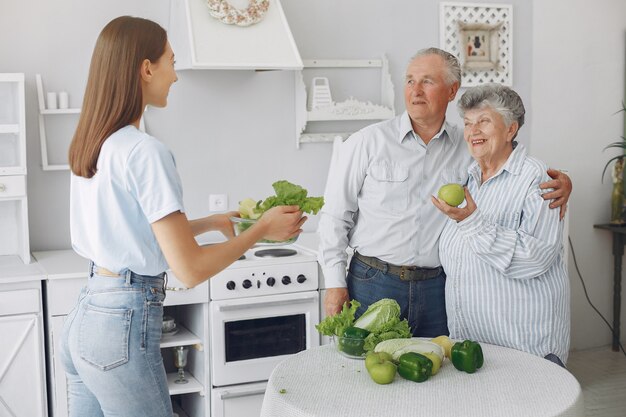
338, 326, 371, 356
316, 298, 412, 354
397, 352, 433, 383
451, 339, 484, 374
315, 300, 361, 337
353, 299, 412, 352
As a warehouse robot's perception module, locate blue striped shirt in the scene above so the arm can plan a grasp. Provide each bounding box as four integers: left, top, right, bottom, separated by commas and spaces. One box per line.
439, 144, 570, 362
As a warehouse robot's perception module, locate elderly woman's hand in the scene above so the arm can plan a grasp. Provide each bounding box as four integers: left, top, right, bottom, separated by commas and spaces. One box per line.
431, 187, 477, 222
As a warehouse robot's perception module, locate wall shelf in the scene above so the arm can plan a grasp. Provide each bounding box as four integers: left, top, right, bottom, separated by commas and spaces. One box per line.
35, 74, 76, 171
295, 56, 395, 148
40, 108, 80, 115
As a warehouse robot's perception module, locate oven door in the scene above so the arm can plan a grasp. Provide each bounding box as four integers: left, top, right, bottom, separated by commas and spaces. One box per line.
210, 291, 320, 386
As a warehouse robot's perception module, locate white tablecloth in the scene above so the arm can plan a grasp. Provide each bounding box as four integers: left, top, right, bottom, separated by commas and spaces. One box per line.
261, 344, 584, 417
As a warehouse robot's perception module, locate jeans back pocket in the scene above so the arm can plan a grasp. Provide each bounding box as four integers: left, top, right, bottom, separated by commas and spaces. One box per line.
79, 303, 132, 371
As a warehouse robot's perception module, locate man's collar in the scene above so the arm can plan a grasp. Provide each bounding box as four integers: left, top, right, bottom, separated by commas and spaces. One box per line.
400, 111, 456, 144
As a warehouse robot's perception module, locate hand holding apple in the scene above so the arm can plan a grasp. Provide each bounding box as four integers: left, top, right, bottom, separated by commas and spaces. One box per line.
431, 185, 477, 222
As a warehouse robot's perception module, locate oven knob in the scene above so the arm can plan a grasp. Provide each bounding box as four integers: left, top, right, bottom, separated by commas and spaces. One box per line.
242, 279, 252, 289
297, 274, 307, 283
282, 275, 291, 285
266, 277, 276, 286
226, 281, 236, 290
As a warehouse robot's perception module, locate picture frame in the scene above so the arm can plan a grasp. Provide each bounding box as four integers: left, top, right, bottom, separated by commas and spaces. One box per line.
459, 21, 503, 71
440, 2, 513, 86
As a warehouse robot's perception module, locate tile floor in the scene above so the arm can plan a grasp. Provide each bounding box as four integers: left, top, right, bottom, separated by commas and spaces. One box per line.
567, 346, 626, 417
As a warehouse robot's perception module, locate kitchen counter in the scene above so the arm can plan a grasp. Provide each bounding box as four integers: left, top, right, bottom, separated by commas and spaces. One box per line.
261, 344, 584, 417
0, 255, 45, 283
33, 250, 88, 280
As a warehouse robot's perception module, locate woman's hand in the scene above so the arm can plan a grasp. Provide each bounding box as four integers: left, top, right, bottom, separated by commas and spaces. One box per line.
209, 211, 239, 239
431, 187, 477, 222
257, 205, 307, 242
188, 211, 239, 239
540, 169, 572, 220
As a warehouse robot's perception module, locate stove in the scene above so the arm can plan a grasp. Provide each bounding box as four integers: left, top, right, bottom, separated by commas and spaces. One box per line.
208, 242, 320, 414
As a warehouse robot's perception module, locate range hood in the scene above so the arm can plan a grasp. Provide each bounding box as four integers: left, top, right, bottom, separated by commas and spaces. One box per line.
168, 0, 302, 70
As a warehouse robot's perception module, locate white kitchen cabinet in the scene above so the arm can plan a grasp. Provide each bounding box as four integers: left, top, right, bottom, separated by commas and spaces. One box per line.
34, 250, 210, 417
295, 57, 395, 148
0, 260, 48, 417
0, 73, 30, 263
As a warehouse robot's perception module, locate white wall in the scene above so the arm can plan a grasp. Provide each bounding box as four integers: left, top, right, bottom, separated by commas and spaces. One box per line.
0, 0, 533, 250
531, 0, 626, 349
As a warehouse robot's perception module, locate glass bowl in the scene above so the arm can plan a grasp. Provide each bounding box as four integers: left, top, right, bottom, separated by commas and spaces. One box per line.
230, 216, 298, 246
332, 335, 367, 360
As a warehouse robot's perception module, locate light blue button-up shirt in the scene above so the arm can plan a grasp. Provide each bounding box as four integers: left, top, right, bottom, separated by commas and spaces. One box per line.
439, 144, 570, 362
318, 111, 472, 288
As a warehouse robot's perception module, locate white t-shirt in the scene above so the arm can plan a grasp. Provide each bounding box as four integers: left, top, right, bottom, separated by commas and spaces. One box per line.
70, 125, 185, 275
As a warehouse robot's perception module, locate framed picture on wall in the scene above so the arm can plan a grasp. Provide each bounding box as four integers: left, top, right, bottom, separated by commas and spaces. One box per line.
459, 21, 503, 71
440, 2, 513, 86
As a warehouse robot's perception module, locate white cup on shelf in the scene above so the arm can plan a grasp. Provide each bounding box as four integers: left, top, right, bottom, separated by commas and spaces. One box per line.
58, 91, 69, 109
46, 92, 58, 110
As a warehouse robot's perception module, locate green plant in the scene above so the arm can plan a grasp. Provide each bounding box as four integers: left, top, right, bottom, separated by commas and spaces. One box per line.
601, 102, 626, 182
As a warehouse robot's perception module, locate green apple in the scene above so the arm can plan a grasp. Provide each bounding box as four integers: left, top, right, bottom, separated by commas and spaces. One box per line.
422, 352, 442, 375
365, 352, 397, 385
438, 183, 465, 207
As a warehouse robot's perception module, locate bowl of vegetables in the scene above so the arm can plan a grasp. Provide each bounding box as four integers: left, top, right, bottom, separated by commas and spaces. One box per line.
333, 333, 368, 360
234, 180, 324, 246
230, 216, 298, 246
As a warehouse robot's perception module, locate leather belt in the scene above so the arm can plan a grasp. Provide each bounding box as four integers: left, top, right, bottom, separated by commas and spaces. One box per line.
354, 252, 443, 281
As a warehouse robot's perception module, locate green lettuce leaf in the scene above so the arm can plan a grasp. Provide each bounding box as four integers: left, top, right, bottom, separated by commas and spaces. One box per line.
353, 298, 401, 333
362, 318, 412, 352
257, 180, 324, 215
315, 299, 361, 337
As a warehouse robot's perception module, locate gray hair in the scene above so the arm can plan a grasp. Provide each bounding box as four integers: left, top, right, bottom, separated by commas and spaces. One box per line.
457, 83, 525, 138
411, 48, 462, 87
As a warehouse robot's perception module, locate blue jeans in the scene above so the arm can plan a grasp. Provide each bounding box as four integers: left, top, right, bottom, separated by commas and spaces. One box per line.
60, 265, 173, 417
347, 256, 448, 337
544, 353, 566, 368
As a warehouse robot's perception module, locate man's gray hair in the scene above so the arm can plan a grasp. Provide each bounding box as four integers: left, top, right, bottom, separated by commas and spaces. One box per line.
411, 48, 462, 87
457, 83, 525, 136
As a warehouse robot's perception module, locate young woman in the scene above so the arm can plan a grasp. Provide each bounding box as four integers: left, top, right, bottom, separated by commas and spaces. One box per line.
60, 16, 305, 416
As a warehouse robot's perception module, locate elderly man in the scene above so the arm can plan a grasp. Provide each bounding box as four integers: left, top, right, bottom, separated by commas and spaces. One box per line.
318, 48, 572, 337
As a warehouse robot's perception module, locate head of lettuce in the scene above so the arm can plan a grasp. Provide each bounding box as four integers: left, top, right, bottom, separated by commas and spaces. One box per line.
316, 298, 412, 353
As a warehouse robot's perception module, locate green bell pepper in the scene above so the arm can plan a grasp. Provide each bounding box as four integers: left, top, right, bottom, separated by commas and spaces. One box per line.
338, 326, 371, 356
451, 340, 484, 374
397, 352, 433, 383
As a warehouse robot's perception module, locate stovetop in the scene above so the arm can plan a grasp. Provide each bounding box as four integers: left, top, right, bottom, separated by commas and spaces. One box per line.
205, 243, 319, 301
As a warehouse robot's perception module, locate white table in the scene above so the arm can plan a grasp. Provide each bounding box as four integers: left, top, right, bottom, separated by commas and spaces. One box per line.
261, 344, 584, 417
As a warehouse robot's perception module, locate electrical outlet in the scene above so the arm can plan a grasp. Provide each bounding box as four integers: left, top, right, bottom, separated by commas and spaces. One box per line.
209, 194, 228, 212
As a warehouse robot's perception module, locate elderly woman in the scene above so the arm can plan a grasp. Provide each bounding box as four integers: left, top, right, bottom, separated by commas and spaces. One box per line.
431, 83, 570, 366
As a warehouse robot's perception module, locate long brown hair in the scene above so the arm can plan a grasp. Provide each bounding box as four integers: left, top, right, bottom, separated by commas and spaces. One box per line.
68, 16, 167, 178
